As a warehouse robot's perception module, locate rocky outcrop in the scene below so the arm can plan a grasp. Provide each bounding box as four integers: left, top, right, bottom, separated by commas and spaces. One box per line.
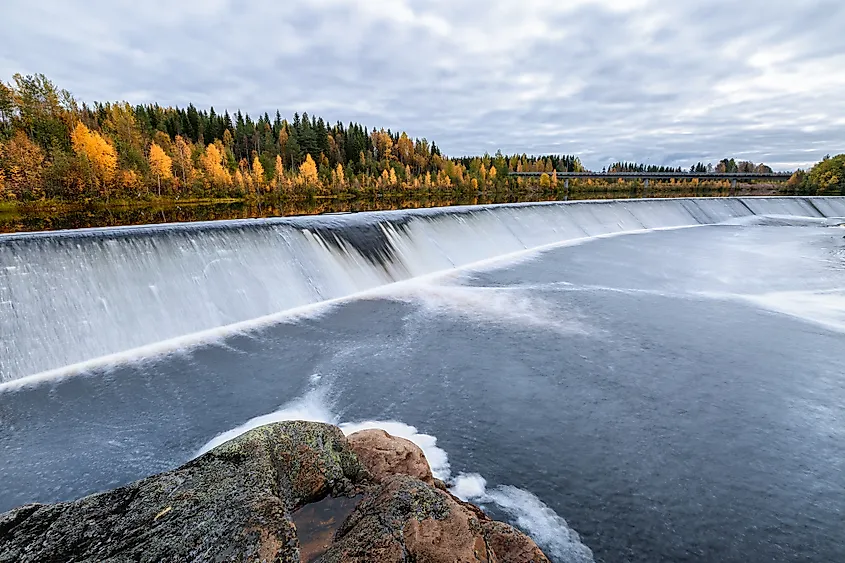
346, 428, 434, 485
0, 421, 363, 563
0, 421, 550, 563
321, 474, 549, 562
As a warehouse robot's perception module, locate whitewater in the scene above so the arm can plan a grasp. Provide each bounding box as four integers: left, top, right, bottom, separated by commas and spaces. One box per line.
2, 196, 843, 386
2, 196, 845, 562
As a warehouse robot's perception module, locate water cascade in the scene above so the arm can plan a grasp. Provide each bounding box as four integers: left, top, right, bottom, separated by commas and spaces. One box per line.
2, 197, 844, 384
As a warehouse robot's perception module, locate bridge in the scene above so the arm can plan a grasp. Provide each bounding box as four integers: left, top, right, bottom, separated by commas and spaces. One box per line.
508, 171, 794, 189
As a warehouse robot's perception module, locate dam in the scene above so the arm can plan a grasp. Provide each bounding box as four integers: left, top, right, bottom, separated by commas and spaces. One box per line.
2, 197, 845, 562
2, 196, 843, 385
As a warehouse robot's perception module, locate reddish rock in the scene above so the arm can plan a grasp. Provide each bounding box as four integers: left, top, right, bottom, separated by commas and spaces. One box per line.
346, 428, 435, 485
483, 520, 552, 563
0, 422, 552, 563
321, 475, 551, 563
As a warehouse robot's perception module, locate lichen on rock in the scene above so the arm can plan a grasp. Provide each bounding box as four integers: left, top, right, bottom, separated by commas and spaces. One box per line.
0, 421, 551, 563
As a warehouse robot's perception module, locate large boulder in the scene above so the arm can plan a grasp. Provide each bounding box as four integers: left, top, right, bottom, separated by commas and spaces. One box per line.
346, 428, 434, 485
320, 475, 550, 562
0, 421, 364, 563
0, 421, 552, 563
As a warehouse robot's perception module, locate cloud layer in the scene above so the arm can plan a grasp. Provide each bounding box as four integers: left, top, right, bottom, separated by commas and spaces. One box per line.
3, 0, 844, 169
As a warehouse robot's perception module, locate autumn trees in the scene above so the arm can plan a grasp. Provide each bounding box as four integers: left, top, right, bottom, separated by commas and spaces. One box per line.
71, 123, 118, 189
2, 73, 589, 203
1, 73, 825, 206
0, 74, 612, 204
803, 154, 845, 195
148, 143, 172, 195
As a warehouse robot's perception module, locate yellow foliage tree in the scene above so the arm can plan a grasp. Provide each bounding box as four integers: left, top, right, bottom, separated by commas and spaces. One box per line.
252, 156, 265, 191
0, 131, 45, 198
299, 154, 319, 186
148, 142, 172, 195
222, 129, 234, 151
539, 173, 551, 189
102, 102, 145, 161
71, 122, 118, 189
389, 167, 398, 186
200, 143, 230, 187
335, 163, 345, 186
275, 154, 284, 184
173, 135, 193, 186
372, 130, 393, 161
396, 132, 413, 165
116, 169, 142, 193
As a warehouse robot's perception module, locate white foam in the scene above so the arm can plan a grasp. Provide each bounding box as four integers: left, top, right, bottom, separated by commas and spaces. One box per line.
7, 196, 756, 386
1, 221, 704, 394
192, 392, 452, 480
452, 472, 490, 500
194, 384, 594, 562
194, 388, 337, 457
742, 289, 845, 334
452, 473, 595, 563
718, 214, 834, 227
384, 282, 591, 336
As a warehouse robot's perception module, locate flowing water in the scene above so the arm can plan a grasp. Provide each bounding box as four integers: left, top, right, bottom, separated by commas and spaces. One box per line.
1, 197, 844, 562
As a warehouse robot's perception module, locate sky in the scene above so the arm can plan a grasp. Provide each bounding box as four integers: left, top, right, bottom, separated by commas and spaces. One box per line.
2, 0, 844, 171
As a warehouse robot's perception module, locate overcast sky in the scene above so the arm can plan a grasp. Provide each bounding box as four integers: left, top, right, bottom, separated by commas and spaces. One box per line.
2, 0, 844, 170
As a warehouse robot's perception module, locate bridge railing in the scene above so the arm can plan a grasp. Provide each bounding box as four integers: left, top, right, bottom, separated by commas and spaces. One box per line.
507, 172, 793, 181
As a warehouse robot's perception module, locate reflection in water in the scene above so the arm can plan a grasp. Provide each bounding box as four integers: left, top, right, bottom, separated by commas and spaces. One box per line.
0, 182, 751, 234
293, 494, 363, 562
0, 196, 505, 234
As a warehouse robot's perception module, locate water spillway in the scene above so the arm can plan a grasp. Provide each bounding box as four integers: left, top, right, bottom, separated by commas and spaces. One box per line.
2, 196, 844, 384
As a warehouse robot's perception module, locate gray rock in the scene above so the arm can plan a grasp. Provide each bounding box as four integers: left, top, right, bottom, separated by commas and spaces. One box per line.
0, 421, 364, 563
0, 421, 551, 563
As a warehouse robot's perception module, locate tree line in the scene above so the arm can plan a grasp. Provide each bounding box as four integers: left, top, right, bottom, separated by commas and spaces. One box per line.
0, 74, 587, 203
1, 73, 842, 204
604, 160, 774, 174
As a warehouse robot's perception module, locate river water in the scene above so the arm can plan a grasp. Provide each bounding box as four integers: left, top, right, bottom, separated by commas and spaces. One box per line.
1, 198, 844, 562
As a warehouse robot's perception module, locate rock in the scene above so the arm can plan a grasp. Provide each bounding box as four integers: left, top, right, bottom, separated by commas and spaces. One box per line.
483, 521, 553, 562
320, 475, 551, 563
0, 421, 364, 563
0, 422, 551, 563
346, 428, 434, 485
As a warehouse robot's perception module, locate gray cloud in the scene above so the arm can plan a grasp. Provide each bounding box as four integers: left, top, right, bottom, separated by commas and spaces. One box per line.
2, 0, 843, 170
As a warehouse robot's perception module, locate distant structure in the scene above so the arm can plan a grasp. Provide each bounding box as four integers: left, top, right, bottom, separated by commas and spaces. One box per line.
508, 171, 793, 190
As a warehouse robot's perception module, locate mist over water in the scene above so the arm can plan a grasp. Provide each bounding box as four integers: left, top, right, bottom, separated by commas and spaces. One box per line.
2, 197, 845, 562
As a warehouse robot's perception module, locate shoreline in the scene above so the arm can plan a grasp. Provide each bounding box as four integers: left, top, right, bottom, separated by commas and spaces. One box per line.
0, 183, 786, 235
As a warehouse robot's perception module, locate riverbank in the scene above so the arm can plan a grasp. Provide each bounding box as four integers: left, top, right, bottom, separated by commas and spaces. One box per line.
0, 182, 787, 234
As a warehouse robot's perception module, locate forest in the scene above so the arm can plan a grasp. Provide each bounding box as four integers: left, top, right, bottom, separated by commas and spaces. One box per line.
1, 73, 842, 208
